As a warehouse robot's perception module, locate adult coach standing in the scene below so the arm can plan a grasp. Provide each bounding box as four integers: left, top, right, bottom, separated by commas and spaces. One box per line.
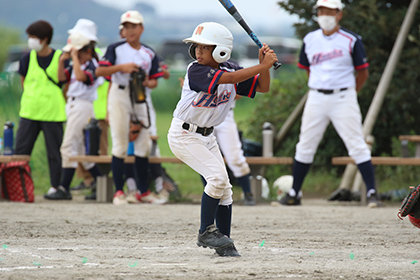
279, 0, 381, 208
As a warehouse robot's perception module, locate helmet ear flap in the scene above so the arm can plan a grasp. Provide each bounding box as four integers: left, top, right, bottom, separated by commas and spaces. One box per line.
212, 45, 231, 63
188, 44, 197, 60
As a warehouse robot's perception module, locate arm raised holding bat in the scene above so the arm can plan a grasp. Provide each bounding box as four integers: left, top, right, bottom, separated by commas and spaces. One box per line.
217, 43, 277, 92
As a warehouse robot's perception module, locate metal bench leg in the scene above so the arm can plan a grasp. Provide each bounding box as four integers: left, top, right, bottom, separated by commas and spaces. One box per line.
96, 175, 114, 203
250, 175, 263, 203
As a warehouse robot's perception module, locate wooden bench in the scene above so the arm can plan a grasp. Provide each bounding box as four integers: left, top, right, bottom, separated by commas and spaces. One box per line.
0, 155, 31, 162
332, 156, 420, 165
69, 155, 293, 203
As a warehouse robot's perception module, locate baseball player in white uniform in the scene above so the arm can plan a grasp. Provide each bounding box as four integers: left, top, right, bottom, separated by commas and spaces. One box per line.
279, 0, 381, 208
168, 22, 277, 257
45, 30, 103, 200
96, 10, 164, 205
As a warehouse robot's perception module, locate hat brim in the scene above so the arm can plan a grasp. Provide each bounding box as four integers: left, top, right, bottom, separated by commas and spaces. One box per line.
182, 37, 216, 46
314, 3, 342, 10
120, 19, 143, 25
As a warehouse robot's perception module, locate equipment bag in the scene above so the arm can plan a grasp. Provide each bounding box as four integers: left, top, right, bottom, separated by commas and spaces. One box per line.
0, 161, 34, 202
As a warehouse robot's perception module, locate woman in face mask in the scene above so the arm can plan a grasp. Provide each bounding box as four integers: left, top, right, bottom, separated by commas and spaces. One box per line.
278, 0, 381, 208
16, 20, 67, 200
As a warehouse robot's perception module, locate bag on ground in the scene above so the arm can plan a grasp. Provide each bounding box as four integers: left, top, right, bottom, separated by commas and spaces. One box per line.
0, 161, 35, 202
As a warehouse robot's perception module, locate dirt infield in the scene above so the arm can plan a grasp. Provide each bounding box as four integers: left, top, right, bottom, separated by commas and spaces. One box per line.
0, 195, 418, 280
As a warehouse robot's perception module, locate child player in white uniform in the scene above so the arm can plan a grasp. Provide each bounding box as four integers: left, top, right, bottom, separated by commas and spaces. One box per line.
168, 22, 277, 257
96, 10, 164, 205
45, 31, 103, 200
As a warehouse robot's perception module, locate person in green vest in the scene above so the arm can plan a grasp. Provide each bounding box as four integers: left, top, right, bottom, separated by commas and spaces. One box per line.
16, 20, 67, 198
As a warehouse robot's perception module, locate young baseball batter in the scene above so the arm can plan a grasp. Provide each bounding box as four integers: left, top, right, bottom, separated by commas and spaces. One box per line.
279, 0, 381, 208
168, 22, 277, 257
95, 10, 164, 205
44, 31, 103, 200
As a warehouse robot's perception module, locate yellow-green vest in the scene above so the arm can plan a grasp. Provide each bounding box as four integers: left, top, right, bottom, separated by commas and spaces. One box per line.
20, 50, 66, 122
93, 47, 109, 120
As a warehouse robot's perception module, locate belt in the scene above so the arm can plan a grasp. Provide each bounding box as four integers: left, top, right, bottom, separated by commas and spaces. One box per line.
313, 88, 348, 94
182, 122, 214, 136
118, 84, 126, 90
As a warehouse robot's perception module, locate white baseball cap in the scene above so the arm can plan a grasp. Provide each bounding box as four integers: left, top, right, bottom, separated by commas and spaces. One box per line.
68, 18, 98, 42
314, 0, 343, 10
120, 10, 144, 25
63, 33, 90, 52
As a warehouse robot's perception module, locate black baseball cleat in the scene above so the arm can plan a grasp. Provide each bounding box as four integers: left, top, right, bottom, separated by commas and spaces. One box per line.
44, 186, 72, 200
367, 192, 383, 208
244, 192, 256, 206
279, 193, 301, 206
215, 243, 241, 257
197, 224, 233, 249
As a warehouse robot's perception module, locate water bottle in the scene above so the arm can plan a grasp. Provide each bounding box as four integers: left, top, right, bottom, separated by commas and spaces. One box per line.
262, 122, 274, 157
127, 141, 134, 156
3, 121, 14, 155
84, 118, 101, 155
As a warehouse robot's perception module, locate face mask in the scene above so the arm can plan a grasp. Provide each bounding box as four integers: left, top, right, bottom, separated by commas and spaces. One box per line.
318, 15, 337, 32
27, 38, 44, 51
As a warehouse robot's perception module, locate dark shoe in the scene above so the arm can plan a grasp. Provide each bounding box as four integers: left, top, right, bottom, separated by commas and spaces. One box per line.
244, 192, 256, 206
70, 181, 88, 191
85, 192, 96, 200
279, 193, 301, 206
44, 186, 72, 200
215, 243, 241, 257
197, 224, 233, 249
328, 188, 352, 201
367, 192, 383, 208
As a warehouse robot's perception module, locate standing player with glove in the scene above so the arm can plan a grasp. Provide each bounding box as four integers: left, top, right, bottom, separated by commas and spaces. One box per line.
279, 0, 381, 208
168, 22, 277, 257
95, 10, 164, 205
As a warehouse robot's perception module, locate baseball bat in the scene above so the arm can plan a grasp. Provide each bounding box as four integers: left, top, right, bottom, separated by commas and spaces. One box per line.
218, 0, 281, 70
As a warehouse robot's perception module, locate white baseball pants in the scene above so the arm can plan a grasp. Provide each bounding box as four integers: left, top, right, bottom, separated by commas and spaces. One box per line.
108, 83, 150, 158
168, 117, 233, 205
60, 98, 95, 169
295, 88, 371, 164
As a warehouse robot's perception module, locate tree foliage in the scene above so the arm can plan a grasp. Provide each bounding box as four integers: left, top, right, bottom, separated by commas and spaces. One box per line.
0, 26, 21, 71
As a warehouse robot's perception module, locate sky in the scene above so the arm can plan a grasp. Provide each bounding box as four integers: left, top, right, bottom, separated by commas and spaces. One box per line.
93, 0, 299, 35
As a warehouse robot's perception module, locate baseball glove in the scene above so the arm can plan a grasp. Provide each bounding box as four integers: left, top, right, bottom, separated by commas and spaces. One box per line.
129, 67, 146, 104
129, 120, 143, 142
398, 184, 420, 220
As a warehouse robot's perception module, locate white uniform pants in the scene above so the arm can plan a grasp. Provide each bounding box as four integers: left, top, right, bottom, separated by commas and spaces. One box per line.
213, 110, 250, 177
168, 118, 233, 205
108, 83, 150, 158
295, 88, 371, 164
61, 98, 95, 169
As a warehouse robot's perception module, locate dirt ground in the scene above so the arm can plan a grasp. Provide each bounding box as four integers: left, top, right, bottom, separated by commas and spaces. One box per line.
0, 194, 418, 280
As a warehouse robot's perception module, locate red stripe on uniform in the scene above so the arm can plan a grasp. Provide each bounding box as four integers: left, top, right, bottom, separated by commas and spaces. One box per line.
337, 31, 353, 53
355, 63, 369, 70
208, 70, 223, 94
297, 63, 309, 70
99, 61, 112, 67
150, 72, 164, 79
247, 75, 258, 97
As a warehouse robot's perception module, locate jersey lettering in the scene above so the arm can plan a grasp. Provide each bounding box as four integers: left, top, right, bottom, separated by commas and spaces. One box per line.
312, 49, 343, 65
192, 90, 232, 108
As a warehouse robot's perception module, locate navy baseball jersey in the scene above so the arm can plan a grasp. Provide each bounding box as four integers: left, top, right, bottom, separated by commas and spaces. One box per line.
173, 60, 258, 127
